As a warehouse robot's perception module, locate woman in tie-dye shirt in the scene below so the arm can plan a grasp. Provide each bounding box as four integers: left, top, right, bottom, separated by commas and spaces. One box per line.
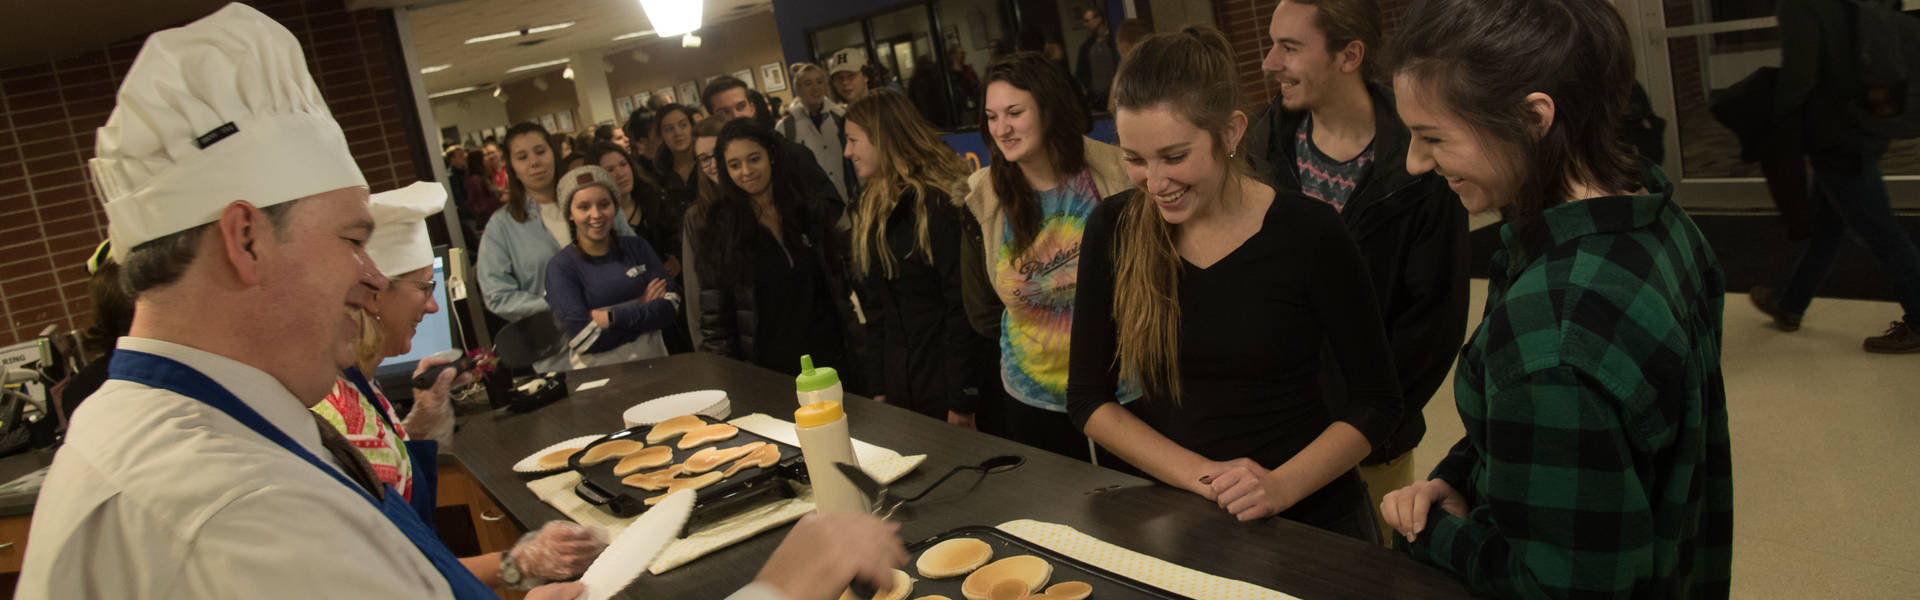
962, 53, 1138, 462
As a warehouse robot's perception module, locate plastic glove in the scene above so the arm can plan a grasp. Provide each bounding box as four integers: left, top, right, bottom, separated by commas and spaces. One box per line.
402, 354, 466, 443
510, 521, 609, 582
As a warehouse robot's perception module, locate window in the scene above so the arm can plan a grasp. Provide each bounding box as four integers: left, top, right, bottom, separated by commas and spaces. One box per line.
805, 0, 1111, 133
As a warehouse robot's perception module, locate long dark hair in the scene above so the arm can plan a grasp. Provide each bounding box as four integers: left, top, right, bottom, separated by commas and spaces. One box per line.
1390, 0, 1639, 249
696, 119, 814, 287
651, 103, 699, 178
504, 121, 554, 222
585, 141, 665, 226
979, 52, 1088, 256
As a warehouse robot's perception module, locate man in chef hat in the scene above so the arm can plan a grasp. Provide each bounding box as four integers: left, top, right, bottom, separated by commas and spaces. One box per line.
16, 5, 578, 598
21, 5, 909, 599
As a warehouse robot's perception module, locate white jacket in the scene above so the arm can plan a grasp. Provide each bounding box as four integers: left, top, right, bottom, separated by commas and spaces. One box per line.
775, 98, 851, 200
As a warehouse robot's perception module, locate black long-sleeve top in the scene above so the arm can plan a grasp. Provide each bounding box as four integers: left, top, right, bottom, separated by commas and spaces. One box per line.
1066, 191, 1403, 526
854, 189, 981, 419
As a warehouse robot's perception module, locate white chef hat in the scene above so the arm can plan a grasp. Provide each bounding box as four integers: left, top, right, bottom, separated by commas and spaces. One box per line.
89, 3, 366, 250
366, 182, 447, 277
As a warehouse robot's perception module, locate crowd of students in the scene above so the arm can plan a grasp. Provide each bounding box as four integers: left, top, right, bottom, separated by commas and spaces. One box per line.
33, 0, 1741, 597
447, 0, 1737, 595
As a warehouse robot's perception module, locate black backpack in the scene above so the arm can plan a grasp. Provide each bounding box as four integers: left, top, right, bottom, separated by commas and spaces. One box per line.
1851, 0, 1920, 138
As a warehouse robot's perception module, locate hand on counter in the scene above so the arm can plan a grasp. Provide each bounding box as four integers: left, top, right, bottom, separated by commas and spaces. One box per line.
512, 521, 610, 581
1203, 458, 1283, 521
754, 513, 908, 600
947, 411, 976, 430
1380, 478, 1468, 543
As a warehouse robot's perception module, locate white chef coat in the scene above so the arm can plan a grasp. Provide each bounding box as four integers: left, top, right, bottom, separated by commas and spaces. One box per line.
17, 337, 454, 600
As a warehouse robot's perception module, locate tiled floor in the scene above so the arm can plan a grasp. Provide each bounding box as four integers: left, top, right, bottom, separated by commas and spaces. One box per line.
1409, 283, 1920, 598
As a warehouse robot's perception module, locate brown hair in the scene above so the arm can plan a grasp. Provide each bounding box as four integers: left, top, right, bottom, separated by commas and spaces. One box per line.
503, 121, 554, 223
1107, 27, 1248, 403
845, 88, 972, 279
1390, 0, 1639, 249
691, 116, 728, 207
979, 52, 1089, 256
1281, 0, 1385, 83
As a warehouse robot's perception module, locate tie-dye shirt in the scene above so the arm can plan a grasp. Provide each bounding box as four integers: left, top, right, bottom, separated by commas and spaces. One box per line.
312, 375, 414, 501
991, 170, 1139, 411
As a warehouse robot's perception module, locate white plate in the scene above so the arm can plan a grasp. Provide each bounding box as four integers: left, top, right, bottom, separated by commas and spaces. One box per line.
622, 390, 730, 427
511, 434, 606, 474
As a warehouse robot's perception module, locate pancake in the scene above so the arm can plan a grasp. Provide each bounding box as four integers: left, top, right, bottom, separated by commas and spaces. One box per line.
643, 471, 725, 505
986, 579, 1027, 600
620, 465, 687, 490
644, 414, 707, 444
612, 446, 675, 475
960, 556, 1051, 600
684, 442, 765, 474
579, 440, 645, 466
915, 538, 992, 579
722, 443, 783, 477
837, 569, 914, 600
675, 423, 740, 449
536, 447, 581, 471
1044, 581, 1092, 600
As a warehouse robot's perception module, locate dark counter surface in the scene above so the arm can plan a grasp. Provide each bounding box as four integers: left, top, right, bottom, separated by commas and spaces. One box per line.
451, 353, 1470, 599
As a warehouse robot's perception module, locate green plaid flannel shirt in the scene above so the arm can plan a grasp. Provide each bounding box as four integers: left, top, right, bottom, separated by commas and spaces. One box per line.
1412, 166, 1734, 598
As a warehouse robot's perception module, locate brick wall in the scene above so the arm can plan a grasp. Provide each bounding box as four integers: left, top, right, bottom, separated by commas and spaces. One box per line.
1212, 0, 1415, 114
0, 0, 420, 347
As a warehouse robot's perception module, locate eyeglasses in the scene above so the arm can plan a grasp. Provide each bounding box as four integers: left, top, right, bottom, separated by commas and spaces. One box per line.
696, 153, 716, 166
390, 277, 437, 295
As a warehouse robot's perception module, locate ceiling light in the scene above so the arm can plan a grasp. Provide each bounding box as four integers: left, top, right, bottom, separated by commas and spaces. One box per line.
612, 30, 656, 42
427, 85, 481, 99
420, 64, 451, 74
465, 22, 576, 45
639, 0, 702, 37
505, 58, 571, 74
681, 33, 702, 48
562, 66, 575, 80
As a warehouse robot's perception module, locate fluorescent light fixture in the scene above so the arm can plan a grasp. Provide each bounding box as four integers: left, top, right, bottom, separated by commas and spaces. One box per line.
419, 64, 451, 74
681, 33, 702, 48
505, 58, 570, 74
639, 0, 701, 37
465, 22, 576, 45
427, 86, 481, 99
612, 30, 656, 41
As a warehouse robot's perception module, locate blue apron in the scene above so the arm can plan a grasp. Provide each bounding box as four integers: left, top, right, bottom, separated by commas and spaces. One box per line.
341, 367, 441, 528
110, 350, 496, 600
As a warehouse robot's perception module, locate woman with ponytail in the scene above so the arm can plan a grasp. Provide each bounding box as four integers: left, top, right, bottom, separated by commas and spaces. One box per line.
843, 89, 981, 426
1064, 27, 1401, 540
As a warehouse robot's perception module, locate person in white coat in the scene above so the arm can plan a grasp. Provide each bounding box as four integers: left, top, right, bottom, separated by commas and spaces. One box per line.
776, 62, 856, 201
19, 5, 909, 600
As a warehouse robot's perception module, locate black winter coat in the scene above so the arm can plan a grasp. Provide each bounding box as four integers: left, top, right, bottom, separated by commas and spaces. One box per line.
1242, 82, 1473, 464
853, 189, 981, 420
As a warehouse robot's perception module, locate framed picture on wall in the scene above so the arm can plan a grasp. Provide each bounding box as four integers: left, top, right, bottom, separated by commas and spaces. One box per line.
633, 92, 650, 113
760, 62, 786, 92
731, 69, 755, 90
676, 81, 699, 106
493, 125, 506, 140
615, 96, 633, 120
653, 87, 675, 104
557, 110, 575, 133
540, 113, 558, 132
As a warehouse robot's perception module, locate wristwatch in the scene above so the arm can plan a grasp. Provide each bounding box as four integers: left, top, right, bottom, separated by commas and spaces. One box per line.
498, 549, 538, 590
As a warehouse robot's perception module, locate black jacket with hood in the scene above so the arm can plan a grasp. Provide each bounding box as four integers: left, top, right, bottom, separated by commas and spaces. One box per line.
1242, 82, 1472, 464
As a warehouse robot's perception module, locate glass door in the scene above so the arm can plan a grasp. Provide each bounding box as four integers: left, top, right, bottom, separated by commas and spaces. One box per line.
1631, 0, 1920, 210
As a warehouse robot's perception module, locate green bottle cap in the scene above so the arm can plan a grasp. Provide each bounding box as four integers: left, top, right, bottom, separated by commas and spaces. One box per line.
795, 354, 840, 392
